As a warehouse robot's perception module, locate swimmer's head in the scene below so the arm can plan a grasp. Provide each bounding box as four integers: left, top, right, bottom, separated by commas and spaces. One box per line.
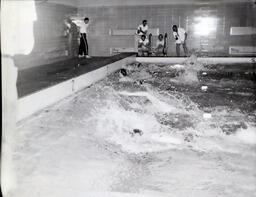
158, 34, 163, 40
141, 34, 146, 41
172, 25, 178, 32
120, 68, 127, 76
142, 20, 147, 26
84, 17, 89, 24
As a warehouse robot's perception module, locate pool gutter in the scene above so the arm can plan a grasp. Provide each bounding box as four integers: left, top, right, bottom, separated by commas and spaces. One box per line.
136, 57, 255, 64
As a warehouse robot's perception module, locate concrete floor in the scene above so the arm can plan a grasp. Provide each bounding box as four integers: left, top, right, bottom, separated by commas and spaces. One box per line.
17, 53, 134, 98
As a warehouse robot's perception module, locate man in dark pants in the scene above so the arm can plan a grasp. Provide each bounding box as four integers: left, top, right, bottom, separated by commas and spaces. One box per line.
172, 25, 188, 57
74, 17, 91, 58
79, 32, 89, 58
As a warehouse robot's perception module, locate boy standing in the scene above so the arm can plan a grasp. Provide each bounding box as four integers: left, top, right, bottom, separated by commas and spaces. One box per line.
137, 20, 148, 36
172, 25, 188, 57
73, 17, 90, 58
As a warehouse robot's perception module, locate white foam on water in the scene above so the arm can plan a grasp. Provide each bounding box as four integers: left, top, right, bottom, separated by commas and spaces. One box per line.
201, 86, 208, 91
168, 54, 206, 84
203, 113, 212, 119
118, 90, 182, 113
171, 71, 199, 84
15, 59, 256, 197
169, 64, 184, 69
94, 91, 187, 153
235, 126, 256, 145
119, 77, 134, 82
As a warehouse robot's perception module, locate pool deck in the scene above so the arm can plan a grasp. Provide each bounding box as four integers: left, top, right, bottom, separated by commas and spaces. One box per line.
17, 53, 135, 98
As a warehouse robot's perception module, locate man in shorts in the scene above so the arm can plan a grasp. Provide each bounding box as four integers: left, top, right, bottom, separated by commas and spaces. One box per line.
172, 25, 188, 56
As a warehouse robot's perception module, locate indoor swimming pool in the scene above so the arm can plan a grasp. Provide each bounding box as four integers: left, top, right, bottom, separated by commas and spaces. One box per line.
15, 59, 256, 197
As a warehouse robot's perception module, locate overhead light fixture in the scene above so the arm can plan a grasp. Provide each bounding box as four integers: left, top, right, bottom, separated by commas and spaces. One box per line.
194, 17, 217, 36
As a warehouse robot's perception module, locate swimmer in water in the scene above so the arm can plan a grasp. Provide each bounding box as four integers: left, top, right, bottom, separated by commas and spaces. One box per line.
120, 68, 127, 77
119, 68, 133, 82
130, 129, 143, 137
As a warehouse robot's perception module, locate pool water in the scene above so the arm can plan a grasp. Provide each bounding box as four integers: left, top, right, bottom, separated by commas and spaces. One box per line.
15, 59, 256, 197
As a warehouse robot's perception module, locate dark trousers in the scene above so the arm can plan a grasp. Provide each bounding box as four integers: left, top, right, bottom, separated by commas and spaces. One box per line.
79, 33, 88, 56
176, 43, 188, 57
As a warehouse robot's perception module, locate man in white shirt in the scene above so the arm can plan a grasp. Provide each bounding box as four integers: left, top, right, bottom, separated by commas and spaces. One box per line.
154, 34, 165, 56
135, 20, 149, 52
137, 20, 148, 36
172, 25, 188, 57
138, 35, 150, 56
73, 17, 90, 58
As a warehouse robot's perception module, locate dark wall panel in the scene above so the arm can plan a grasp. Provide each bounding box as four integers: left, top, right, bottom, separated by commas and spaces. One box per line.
15, 3, 78, 69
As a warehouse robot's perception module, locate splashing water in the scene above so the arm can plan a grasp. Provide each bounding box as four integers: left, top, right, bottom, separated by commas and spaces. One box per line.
15, 59, 256, 197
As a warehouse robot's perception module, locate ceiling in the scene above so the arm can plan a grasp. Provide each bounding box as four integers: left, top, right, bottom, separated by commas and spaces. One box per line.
48, 0, 253, 7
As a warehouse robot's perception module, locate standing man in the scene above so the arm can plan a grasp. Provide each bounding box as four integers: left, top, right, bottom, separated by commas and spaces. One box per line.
172, 25, 188, 57
73, 17, 91, 58
137, 20, 148, 36
135, 20, 149, 52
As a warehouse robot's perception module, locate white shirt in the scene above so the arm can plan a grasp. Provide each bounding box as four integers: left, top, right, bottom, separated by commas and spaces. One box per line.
137, 24, 148, 36
74, 21, 89, 34
173, 27, 186, 44
139, 38, 149, 46
156, 39, 164, 47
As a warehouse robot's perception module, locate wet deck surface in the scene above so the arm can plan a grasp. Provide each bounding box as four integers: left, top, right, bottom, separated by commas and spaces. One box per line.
17, 53, 134, 98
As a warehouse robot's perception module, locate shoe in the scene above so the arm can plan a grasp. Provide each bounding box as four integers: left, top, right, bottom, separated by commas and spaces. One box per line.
78, 55, 84, 58
85, 55, 91, 58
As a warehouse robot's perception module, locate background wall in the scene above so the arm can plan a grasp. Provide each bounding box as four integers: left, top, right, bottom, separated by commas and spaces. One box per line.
14, 2, 79, 69
13, 1, 256, 69
78, 2, 256, 56
77, 0, 254, 7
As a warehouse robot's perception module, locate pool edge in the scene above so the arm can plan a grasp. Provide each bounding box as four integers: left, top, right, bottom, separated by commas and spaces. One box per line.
17, 56, 135, 121
136, 57, 256, 64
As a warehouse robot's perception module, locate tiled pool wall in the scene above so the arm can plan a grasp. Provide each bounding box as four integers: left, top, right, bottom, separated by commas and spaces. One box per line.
78, 2, 256, 56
